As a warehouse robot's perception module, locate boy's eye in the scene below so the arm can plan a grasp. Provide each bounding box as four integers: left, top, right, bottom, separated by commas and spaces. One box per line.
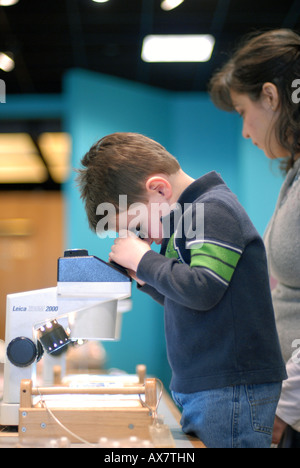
129, 224, 142, 237
134, 224, 144, 237
131, 224, 148, 239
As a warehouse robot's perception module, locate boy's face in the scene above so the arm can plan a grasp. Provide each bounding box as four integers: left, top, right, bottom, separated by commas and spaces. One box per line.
111, 174, 174, 244
116, 199, 171, 245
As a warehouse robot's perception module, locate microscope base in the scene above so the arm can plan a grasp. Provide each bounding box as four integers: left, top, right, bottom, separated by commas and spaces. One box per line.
0, 402, 19, 426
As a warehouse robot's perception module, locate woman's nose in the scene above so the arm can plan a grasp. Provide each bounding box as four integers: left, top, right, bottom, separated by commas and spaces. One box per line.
242, 123, 251, 140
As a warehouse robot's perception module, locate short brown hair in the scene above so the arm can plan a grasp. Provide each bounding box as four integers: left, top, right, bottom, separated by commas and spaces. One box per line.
76, 132, 181, 231
209, 29, 300, 172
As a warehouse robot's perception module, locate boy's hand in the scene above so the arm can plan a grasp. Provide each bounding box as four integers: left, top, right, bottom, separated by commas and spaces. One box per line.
109, 230, 151, 273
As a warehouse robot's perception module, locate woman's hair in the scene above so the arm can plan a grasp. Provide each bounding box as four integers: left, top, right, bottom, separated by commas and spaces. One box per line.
209, 29, 300, 173
76, 132, 180, 231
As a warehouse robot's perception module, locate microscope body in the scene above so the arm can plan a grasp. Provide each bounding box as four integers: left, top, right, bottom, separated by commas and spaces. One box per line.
0, 250, 131, 426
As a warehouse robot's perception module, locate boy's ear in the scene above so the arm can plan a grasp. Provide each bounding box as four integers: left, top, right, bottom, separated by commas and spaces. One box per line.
145, 175, 172, 201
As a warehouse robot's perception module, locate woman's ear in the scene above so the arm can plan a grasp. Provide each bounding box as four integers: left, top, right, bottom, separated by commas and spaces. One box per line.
145, 175, 173, 201
261, 82, 280, 112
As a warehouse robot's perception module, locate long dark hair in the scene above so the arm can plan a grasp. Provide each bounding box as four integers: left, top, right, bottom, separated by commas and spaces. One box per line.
209, 29, 300, 173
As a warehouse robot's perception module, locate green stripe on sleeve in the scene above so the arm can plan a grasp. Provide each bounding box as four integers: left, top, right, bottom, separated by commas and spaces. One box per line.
190, 242, 241, 283
190, 254, 235, 282
165, 234, 180, 260
191, 242, 241, 267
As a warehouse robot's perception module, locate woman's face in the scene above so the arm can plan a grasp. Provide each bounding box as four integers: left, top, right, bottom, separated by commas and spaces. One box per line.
230, 89, 289, 159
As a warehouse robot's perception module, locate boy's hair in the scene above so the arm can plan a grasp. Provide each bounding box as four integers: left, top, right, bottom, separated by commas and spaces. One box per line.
76, 132, 181, 231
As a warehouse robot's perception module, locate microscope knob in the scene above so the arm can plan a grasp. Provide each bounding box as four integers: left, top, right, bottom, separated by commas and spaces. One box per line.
7, 337, 37, 368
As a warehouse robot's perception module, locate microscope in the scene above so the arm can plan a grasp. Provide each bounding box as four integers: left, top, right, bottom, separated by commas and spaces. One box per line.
0, 249, 132, 427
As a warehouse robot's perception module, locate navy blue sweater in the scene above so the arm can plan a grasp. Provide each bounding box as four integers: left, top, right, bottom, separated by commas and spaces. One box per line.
137, 172, 287, 393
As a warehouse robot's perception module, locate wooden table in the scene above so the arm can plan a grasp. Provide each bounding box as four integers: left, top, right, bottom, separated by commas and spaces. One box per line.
0, 366, 205, 448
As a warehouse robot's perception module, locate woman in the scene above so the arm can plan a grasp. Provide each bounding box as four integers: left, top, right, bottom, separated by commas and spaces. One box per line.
209, 29, 300, 447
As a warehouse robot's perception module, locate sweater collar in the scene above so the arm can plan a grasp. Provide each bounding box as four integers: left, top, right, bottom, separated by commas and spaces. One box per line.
176, 171, 225, 207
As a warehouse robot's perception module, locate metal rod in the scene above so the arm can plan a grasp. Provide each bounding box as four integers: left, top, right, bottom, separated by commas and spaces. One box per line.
32, 386, 145, 396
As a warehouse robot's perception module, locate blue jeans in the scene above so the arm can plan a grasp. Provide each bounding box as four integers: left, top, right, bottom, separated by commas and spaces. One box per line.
172, 382, 282, 448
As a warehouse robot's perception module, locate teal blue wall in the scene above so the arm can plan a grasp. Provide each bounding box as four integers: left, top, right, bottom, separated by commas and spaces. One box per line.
170, 93, 239, 193
0, 94, 65, 119
0, 69, 284, 387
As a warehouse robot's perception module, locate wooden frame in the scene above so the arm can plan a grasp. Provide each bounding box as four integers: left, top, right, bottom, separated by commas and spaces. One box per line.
19, 378, 157, 444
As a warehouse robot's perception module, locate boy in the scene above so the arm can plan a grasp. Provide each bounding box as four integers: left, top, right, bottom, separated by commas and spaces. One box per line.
76, 132, 287, 448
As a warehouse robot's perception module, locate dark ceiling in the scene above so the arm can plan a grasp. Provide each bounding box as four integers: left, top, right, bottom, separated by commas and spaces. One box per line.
0, 0, 300, 95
